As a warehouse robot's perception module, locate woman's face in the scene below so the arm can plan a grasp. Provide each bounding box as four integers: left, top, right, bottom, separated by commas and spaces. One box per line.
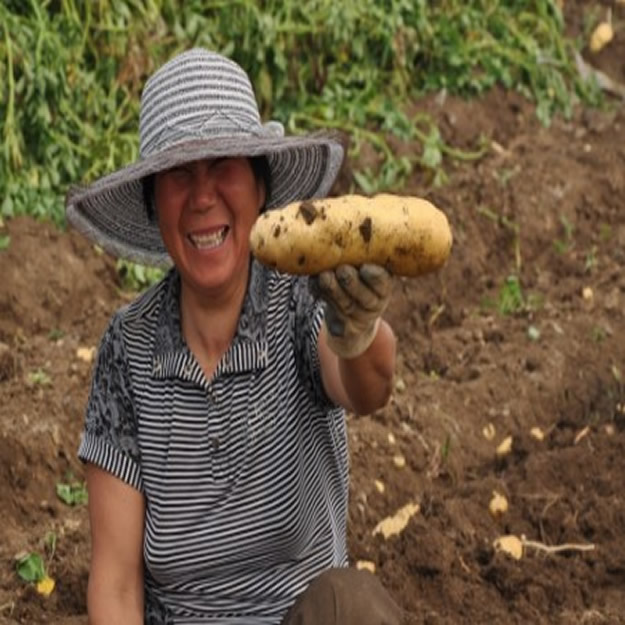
154, 157, 266, 296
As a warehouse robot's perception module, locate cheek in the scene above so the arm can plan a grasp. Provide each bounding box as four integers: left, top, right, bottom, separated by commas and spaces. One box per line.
223, 184, 264, 224
154, 198, 182, 251
156, 203, 174, 237
218, 160, 265, 211
154, 181, 183, 227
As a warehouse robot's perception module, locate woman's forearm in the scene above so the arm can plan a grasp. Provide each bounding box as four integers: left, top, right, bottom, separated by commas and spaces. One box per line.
337, 319, 396, 415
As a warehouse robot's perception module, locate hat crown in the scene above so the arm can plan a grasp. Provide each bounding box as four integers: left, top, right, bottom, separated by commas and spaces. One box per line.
139, 49, 263, 157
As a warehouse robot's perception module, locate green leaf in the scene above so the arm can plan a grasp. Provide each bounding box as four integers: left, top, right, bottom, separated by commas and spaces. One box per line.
0, 235, 10, 251
28, 369, 52, 386
16, 553, 46, 583
1, 196, 14, 218
352, 170, 377, 195
422, 127, 443, 170
422, 142, 442, 170
498, 275, 525, 315
116, 260, 164, 292
56, 481, 88, 506
48, 328, 65, 341
257, 68, 273, 112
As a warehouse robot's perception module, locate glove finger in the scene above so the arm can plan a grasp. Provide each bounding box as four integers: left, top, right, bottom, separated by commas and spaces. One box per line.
317, 269, 357, 318
336, 264, 385, 314
324, 302, 346, 338
311, 272, 348, 336
359, 263, 393, 300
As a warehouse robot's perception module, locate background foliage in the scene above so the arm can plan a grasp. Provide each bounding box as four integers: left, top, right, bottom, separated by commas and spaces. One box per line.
0, 0, 600, 233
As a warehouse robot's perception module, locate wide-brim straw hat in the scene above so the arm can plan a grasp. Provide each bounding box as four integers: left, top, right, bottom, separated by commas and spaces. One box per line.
65, 48, 345, 267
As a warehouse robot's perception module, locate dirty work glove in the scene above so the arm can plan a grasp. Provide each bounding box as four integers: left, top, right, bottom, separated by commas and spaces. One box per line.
310, 264, 392, 359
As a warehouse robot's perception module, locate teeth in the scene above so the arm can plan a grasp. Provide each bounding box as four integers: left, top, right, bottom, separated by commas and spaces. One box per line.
190, 228, 227, 249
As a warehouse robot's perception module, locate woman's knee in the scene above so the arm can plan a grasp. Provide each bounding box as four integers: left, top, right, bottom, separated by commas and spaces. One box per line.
282, 567, 404, 625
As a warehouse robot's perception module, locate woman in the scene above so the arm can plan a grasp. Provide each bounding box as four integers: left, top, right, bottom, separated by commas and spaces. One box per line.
66, 48, 403, 625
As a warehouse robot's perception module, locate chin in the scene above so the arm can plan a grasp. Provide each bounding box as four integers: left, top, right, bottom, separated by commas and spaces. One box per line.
186, 262, 238, 293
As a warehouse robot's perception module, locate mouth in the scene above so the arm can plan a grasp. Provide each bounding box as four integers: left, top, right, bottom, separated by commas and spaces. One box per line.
188, 226, 229, 250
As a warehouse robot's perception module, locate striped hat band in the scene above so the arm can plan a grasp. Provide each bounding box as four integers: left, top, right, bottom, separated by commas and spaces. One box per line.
65, 48, 345, 267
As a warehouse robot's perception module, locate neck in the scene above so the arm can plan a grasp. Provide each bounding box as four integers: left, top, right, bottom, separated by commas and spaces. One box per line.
179, 264, 250, 379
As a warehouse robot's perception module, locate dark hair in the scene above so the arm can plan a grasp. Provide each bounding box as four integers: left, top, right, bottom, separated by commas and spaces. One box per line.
143, 174, 156, 223
250, 155, 272, 211
142, 155, 272, 223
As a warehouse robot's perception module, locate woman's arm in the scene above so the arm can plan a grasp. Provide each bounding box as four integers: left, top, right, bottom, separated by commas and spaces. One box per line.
319, 318, 396, 415
85, 463, 145, 625
312, 264, 397, 415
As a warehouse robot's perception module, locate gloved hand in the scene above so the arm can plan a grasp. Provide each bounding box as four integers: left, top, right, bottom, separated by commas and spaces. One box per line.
310, 264, 393, 359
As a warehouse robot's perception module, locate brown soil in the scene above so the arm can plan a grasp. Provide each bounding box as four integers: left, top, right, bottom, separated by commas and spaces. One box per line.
1, 4, 624, 624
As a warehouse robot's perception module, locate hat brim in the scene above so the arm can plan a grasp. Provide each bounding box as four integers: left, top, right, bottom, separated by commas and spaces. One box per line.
66, 133, 344, 267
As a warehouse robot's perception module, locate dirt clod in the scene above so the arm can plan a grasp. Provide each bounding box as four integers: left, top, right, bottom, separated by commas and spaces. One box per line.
298, 201, 317, 225
359, 217, 372, 243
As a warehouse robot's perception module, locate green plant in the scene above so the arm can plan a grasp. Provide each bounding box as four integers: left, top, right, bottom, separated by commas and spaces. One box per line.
0, 234, 10, 250
15, 536, 56, 595
15, 552, 46, 584
56, 479, 88, 506
27, 368, 51, 386
584, 245, 598, 273
497, 274, 525, 315
47, 328, 65, 341
116, 259, 165, 292
0, 1, 602, 229
44, 531, 57, 560
494, 167, 515, 187
485, 275, 543, 316
553, 214, 575, 254
591, 325, 607, 343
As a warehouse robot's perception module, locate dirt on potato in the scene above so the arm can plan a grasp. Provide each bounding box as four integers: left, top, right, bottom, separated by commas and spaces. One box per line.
1, 3, 624, 623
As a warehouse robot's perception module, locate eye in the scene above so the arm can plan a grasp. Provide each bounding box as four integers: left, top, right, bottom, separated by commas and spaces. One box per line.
167, 164, 191, 178
212, 158, 230, 172
212, 157, 249, 178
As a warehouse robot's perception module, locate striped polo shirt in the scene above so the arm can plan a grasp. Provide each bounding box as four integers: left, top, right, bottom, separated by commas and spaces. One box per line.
78, 260, 349, 624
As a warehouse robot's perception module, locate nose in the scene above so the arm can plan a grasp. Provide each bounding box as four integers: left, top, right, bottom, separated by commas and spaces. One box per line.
189, 163, 218, 212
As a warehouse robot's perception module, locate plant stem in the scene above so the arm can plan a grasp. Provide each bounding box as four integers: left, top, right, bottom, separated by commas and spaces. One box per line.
1, 18, 21, 169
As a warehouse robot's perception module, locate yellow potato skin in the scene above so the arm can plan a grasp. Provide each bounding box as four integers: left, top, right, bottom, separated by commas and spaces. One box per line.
249, 194, 453, 277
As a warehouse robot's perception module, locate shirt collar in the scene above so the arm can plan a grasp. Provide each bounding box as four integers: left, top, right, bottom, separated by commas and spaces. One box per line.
151, 260, 270, 380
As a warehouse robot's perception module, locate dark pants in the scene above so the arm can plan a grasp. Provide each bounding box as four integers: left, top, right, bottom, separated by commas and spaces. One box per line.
280, 567, 406, 625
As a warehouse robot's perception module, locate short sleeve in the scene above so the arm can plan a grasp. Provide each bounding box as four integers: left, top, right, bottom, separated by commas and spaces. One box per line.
78, 312, 143, 492
291, 276, 339, 410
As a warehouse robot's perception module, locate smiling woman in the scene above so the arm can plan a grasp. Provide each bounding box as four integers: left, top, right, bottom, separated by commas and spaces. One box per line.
64, 47, 403, 625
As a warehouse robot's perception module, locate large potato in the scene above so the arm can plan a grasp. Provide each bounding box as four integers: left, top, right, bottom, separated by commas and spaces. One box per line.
249, 193, 453, 277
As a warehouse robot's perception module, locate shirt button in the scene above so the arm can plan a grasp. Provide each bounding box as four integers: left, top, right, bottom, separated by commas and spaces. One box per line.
183, 362, 193, 376
210, 436, 220, 450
